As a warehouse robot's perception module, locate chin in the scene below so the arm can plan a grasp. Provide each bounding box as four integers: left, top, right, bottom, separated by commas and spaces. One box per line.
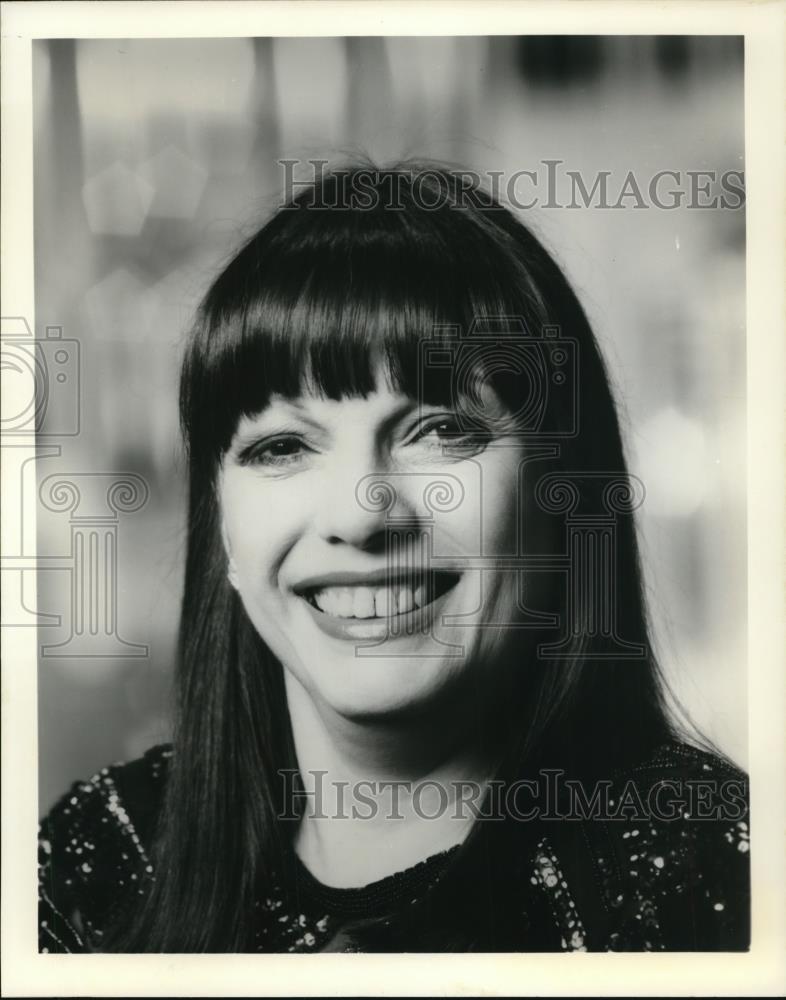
297, 641, 472, 723
274, 572, 477, 716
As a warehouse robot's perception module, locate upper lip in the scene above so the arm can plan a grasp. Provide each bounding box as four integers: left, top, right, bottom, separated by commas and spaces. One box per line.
292, 568, 458, 594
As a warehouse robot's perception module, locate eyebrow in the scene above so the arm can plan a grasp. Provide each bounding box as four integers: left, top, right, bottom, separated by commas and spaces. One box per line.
234, 400, 324, 434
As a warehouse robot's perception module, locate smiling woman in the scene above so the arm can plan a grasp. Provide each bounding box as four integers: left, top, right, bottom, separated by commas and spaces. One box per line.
37, 163, 750, 953
221, 384, 524, 721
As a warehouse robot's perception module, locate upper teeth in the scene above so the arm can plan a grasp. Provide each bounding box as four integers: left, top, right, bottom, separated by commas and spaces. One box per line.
310, 584, 426, 618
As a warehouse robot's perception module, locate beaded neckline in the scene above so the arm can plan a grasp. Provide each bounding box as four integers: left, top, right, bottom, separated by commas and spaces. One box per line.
291, 843, 460, 917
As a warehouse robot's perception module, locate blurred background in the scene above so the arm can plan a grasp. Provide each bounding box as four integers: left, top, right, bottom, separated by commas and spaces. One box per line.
31, 36, 746, 811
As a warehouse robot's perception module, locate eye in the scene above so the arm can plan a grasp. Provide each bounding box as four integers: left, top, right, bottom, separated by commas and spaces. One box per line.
237, 434, 313, 470
407, 414, 487, 454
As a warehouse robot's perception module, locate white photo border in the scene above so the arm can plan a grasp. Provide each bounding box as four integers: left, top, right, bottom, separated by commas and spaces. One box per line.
2, 2, 784, 995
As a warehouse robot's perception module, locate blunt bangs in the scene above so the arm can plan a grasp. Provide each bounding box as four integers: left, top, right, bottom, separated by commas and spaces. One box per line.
181, 166, 552, 461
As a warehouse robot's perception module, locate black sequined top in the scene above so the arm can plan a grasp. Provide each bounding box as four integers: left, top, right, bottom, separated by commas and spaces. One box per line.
38, 741, 750, 953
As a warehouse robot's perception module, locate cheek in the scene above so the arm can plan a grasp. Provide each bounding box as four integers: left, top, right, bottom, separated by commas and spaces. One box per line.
430, 454, 520, 558
221, 472, 307, 587
484, 452, 523, 538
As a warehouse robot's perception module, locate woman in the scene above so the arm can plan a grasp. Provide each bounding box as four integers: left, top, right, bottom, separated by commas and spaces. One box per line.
38, 163, 750, 953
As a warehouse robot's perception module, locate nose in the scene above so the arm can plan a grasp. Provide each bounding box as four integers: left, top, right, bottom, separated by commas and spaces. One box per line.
312, 445, 415, 551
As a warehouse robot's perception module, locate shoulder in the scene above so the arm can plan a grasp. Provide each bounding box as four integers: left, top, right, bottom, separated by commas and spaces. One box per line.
525, 740, 750, 951
611, 738, 747, 784
591, 740, 750, 950
40, 742, 172, 849
38, 744, 172, 953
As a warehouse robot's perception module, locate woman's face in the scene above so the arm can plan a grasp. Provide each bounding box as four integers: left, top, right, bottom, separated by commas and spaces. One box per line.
219, 368, 527, 722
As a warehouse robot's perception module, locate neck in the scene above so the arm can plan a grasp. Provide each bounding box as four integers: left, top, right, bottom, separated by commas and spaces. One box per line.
284, 667, 511, 888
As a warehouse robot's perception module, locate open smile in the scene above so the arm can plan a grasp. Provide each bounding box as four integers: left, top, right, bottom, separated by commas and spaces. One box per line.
294, 571, 461, 641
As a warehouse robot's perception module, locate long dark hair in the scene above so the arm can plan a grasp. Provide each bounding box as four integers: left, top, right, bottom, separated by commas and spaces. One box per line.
109, 161, 687, 952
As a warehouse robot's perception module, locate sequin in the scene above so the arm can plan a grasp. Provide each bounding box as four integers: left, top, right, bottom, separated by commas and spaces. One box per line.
37, 740, 751, 953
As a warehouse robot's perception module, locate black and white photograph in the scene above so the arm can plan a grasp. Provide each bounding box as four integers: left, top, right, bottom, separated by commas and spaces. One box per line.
2, 1, 784, 995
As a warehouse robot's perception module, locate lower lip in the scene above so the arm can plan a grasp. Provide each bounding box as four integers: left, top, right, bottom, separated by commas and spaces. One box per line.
298, 585, 458, 642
